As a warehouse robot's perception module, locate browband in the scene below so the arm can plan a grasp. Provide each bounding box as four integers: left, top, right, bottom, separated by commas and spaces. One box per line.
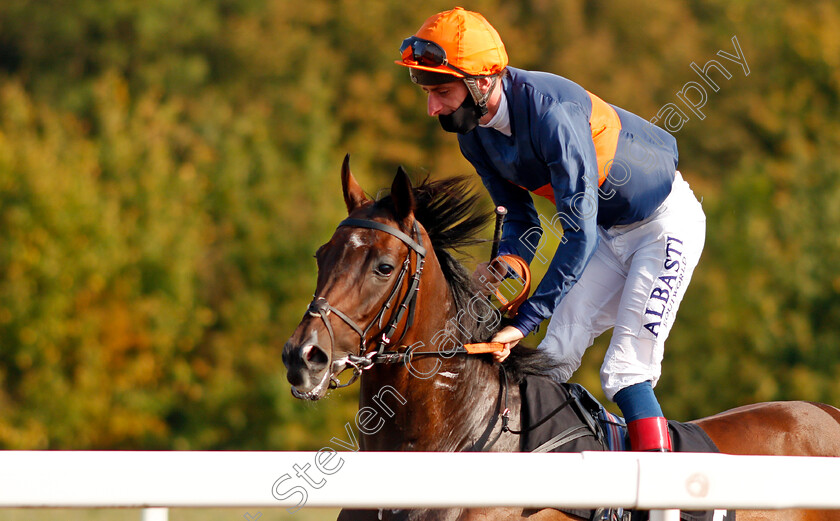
338, 218, 427, 257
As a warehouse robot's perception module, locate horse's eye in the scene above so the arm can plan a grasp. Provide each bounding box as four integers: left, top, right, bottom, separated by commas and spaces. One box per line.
376, 263, 394, 276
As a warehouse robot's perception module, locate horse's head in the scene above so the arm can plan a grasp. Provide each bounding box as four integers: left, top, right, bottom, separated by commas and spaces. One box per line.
283, 155, 429, 400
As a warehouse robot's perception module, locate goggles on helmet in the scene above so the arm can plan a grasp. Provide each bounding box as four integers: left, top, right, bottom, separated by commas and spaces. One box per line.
399, 36, 474, 78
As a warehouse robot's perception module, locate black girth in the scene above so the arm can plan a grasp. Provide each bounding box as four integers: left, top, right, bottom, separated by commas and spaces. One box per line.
305, 218, 426, 388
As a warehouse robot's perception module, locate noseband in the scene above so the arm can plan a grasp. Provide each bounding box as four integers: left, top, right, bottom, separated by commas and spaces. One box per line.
305, 218, 427, 388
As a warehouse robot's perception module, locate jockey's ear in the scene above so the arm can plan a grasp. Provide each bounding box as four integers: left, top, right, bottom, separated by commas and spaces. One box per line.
391, 166, 415, 223
341, 154, 371, 214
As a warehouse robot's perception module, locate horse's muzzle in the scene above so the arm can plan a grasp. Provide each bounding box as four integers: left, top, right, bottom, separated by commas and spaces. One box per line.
282, 331, 331, 399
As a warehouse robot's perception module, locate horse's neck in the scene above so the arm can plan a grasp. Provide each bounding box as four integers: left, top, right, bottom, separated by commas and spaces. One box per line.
357, 248, 520, 452
359, 352, 521, 452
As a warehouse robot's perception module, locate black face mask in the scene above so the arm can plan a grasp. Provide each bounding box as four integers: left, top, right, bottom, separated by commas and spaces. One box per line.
438, 92, 486, 134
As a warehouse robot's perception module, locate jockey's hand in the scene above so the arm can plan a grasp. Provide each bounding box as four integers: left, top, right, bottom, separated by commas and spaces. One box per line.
491, 325, 524, 363
472, 259, 506, 296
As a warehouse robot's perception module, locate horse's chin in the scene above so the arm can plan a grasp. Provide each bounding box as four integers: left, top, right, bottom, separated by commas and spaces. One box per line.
290, 369, 331, 401
289, 357, 350, 401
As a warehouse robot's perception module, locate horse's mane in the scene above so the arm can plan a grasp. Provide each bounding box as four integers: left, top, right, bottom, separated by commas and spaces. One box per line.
374, 175, 556, 383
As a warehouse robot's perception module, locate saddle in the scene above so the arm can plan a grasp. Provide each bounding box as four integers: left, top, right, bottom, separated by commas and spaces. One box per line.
518, 375, 735, 521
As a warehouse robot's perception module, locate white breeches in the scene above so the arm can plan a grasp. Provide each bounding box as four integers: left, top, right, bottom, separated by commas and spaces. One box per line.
538, 171, 706, 401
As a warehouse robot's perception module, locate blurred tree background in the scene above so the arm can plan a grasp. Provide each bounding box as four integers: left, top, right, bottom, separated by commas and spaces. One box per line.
0, 0, 838, 450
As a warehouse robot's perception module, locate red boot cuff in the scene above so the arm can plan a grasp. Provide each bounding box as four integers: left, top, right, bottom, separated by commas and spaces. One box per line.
627, 417, 673, 452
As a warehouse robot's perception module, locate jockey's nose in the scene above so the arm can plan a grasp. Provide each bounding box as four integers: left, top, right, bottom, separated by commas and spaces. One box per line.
428, 93, 444, 117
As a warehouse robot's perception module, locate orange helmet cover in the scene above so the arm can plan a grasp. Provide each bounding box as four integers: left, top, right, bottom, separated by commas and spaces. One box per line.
396, 7, 508, 78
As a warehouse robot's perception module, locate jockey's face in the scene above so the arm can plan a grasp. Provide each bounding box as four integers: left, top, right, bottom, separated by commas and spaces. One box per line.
421, 80, 469, 118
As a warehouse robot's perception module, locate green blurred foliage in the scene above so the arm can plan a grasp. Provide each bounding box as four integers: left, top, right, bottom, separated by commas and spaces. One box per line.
0, 0, 838, 449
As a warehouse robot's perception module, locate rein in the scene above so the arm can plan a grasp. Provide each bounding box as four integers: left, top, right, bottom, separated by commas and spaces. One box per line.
306, 218, 427, 389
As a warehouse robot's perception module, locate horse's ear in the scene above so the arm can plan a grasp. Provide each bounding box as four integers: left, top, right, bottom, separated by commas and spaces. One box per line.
341, 154, 371, 214
391, 166, 415, 222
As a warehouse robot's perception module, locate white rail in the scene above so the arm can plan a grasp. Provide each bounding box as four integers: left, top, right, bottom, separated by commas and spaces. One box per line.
0, 451, 837, 512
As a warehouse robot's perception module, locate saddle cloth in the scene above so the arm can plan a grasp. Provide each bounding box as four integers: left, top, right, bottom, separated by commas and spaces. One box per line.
519, 375, 736, 521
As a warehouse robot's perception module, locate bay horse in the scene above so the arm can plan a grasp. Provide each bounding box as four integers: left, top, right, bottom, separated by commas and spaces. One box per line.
282, 157, 840, 521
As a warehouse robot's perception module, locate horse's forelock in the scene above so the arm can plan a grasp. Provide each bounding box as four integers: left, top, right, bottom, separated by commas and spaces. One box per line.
374, 176, 492, 252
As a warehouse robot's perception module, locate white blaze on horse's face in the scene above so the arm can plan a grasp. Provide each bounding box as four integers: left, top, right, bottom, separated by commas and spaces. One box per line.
347, 231, 368, 249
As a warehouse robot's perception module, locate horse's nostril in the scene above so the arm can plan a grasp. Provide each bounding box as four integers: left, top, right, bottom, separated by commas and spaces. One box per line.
302, 344, 329, 369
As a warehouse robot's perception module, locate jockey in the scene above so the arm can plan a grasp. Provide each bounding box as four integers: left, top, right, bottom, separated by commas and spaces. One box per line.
396, 7, 706, 452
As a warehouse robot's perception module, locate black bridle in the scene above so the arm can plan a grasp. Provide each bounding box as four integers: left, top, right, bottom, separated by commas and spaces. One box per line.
305, 218, 427, 388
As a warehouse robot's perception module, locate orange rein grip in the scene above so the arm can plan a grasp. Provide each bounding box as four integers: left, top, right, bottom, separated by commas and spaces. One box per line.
460, 256, 531, 355
493, 254, 531, 317
463, 342, 505, 354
